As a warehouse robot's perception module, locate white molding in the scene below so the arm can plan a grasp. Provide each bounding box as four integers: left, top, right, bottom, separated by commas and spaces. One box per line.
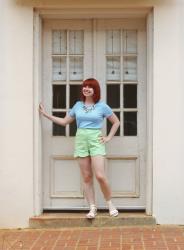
146, 9, 154, 215
92, 19, 97, 78
33, 7, 153, 214
37, 8, 151, 19
33, 10, 43, 216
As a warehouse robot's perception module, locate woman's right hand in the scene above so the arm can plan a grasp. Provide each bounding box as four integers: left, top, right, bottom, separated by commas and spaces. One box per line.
39, 103, 46, 116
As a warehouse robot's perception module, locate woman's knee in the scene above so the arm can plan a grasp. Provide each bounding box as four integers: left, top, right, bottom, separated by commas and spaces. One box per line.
83, 174, 93, 184
95, 174, 106, 184
78, 157, 93, 184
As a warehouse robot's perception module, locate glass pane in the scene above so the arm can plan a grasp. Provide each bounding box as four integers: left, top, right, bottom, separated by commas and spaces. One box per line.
124, 112, 137, 136
69, 30, 84, 55
123, 84, 137, 108
53, 85, 66, 109
107, 112, 120, 136
123, 56, 137, 81
106, 56, 120, 81
69, 57, 83, 80
52, 112, 65, 136
123, 30, 137, 54
106, 30, 120, 54
69, 121, 77, 136
52, 57, 66, 81
52, 30, 67, 55
70, 85, 81, 108
107, 84, 120, 108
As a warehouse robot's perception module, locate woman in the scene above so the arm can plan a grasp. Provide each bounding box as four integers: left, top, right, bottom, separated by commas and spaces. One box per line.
39, 78, 120, 219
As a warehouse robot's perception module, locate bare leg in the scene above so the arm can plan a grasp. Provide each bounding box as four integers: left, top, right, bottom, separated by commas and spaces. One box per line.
77, 156, 95, 205
91, 155, 111, 201
91, 155, 118, 217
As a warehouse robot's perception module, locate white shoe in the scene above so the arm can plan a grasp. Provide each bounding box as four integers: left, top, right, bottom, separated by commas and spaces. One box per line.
107, 200, 119, 217
86, 205, 97, 219
109, 208, 119, 217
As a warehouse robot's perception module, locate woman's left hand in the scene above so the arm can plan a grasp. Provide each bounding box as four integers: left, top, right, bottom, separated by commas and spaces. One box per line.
99, 136, 111, 144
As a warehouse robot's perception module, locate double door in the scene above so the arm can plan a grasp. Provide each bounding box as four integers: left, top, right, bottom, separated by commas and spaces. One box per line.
42, 18, 147, 209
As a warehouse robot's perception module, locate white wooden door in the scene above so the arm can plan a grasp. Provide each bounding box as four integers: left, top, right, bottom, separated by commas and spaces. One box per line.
95, 19, 147, 209
42, 20, 93, 209
42, 18, 147, 210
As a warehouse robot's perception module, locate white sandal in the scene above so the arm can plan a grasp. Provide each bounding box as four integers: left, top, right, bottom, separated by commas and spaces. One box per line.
107, 200, 119, 217
86, 205, 97, 219
109, 208, 119, 217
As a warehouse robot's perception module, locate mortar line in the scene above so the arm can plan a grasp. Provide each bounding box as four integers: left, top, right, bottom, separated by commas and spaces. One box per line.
51, 230, 62, 250
141, 229, 146, 250
96, 228, 102, 250
75, 228, 82, 250
30, 230, 44, 250
161, 231, 169, 250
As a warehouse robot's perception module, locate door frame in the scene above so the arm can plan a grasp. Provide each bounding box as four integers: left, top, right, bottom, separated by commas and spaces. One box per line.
33, 7, 154, 216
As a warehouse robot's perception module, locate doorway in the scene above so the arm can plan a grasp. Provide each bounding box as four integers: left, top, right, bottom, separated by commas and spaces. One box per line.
42, 18, 147, 210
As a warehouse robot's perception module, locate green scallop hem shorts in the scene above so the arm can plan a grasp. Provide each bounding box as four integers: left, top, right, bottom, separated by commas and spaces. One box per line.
74, 128, 106, 158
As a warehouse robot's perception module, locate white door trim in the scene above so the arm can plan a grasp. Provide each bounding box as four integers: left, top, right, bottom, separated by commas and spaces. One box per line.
146, 9, 154, 215
33, 10, 43, 216
33, 8, 154, 215
38, 8, 151, 19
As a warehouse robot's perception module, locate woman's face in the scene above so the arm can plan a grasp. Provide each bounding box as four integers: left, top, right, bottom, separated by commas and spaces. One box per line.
82, 85, 94, 97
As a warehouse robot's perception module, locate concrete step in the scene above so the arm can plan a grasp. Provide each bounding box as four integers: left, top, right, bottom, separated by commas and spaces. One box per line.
29, 211, 156, 228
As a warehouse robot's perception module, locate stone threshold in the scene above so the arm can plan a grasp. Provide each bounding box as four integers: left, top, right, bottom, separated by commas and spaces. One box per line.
29, 211, 156, 228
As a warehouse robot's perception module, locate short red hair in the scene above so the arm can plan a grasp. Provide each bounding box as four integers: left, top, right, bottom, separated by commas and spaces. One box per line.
80, 78, 101, 103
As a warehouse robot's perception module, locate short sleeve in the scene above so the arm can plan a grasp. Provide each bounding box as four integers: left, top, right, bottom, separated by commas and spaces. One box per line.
102, 102, 113, 117
68, 102, 79, 117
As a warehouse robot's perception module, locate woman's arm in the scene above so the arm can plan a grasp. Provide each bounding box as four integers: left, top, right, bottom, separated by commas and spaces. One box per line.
39, 103, 75, 126
99, 113, 120, 144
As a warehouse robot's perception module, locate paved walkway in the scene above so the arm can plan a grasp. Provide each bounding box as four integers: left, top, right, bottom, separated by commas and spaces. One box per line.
0, 225, 184, 250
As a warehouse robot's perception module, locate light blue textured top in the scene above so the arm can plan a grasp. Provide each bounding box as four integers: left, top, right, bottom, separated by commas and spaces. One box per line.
68, 101, 113, 129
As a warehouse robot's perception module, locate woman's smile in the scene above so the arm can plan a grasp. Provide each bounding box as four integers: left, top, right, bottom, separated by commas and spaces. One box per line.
82, 86, 94, 96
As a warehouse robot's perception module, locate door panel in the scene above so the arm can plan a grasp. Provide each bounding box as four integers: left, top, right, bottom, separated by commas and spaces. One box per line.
42, 19, 146, 209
